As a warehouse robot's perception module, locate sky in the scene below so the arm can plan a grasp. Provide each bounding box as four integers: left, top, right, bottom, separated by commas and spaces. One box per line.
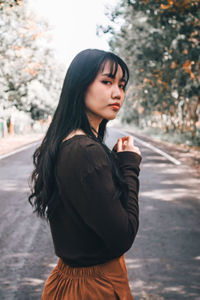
29, 0, 116, 66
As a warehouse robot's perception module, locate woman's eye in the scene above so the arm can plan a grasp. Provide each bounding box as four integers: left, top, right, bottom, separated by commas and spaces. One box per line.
119, 84, 125, 90
102, 80, 112, 85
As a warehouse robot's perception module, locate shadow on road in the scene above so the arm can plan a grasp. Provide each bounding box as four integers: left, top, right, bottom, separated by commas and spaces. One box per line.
126, 147, 200, 300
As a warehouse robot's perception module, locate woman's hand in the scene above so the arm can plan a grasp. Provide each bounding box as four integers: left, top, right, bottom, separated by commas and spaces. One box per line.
113, 136, 141, 156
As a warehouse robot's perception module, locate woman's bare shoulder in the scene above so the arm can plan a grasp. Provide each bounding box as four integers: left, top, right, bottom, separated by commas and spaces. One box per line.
62, 129, 86, 142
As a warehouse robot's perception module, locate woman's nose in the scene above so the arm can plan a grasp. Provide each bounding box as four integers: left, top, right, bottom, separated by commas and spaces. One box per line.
111, 85, 121, 99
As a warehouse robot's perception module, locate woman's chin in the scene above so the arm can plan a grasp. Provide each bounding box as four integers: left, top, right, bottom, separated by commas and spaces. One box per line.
103, 111, 119, 121
107, 114, 118, 121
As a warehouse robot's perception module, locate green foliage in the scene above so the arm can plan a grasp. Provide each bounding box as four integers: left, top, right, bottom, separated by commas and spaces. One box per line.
0, 0, 64, 122
98, 0, 200, 141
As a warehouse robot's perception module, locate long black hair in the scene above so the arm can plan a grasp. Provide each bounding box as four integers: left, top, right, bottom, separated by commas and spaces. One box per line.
29, 49, 129, 220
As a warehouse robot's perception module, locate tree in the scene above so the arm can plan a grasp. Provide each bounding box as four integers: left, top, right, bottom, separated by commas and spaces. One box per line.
0, 0, 64, 123
0, 0, 22, 10
98, 0, 200, 143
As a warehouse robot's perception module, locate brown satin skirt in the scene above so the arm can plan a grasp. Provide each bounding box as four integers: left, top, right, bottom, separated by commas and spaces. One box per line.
41, 255, 134, 300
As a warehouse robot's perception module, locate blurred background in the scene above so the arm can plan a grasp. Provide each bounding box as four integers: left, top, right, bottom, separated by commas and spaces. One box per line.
0, 1, 200, 299
0, 0, 115, 153
0, 0, 199, 155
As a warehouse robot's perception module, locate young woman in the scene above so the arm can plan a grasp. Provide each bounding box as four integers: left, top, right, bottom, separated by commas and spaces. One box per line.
29, 49, 142, 300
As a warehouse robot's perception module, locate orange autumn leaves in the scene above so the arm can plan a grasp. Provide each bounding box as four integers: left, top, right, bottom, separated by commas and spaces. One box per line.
142, 0, 200, 12
0, 0, 22, 10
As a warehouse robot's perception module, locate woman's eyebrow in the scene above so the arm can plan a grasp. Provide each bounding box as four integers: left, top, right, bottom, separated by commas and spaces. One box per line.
101, 73, 115, 78
101, 73, 126, 82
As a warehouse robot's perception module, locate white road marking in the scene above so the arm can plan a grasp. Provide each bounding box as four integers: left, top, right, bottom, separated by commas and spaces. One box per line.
0, 131, 181, 166
133, 136, 181, 165
115, 129, 181, 166
0, 140, 41, 160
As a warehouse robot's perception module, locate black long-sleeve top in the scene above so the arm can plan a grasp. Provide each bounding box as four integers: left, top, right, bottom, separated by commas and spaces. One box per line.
49, 134, 142, 267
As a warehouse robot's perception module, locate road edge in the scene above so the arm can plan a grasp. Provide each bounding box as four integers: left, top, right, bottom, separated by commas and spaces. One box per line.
0, 139, 42, 161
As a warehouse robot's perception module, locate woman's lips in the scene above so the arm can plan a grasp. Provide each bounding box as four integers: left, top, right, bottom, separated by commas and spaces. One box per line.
109, 104, 120, 110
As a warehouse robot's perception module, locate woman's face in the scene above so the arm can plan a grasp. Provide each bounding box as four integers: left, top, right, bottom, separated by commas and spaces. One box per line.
84, 60, 126, 127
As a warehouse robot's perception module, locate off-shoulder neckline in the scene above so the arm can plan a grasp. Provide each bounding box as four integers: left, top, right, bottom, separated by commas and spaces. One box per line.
61, 135, 92, 147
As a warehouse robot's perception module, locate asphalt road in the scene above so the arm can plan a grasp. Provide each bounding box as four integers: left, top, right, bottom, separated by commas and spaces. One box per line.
0, 127, 200, 300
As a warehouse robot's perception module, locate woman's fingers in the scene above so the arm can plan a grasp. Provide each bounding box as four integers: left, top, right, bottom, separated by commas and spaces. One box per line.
115, 135, 141, 156
133, 146, 141, 156
121, 136, 133, 150
117, 138, 122, 152
124, 136, 133, 148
